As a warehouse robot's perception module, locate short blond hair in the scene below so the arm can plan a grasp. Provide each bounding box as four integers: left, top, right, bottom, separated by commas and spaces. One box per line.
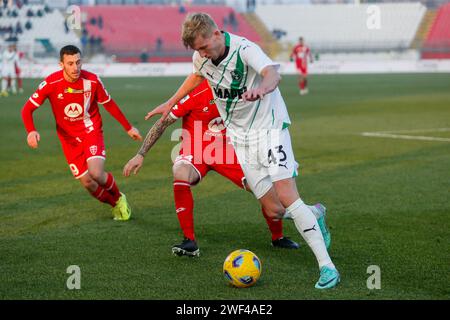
181, 12, 218, 48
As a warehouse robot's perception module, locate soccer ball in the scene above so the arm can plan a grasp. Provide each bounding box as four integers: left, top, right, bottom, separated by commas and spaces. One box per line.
223, 249, 262, 288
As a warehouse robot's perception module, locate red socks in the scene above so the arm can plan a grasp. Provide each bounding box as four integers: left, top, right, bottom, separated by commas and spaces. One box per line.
262, 208, 283, 241
104, 172, 121, 203
173, 180, 195, 240
90, 185, 116, 207
300, 79, 306, 90
172, 181, 285, 242
90, 173, 121, 206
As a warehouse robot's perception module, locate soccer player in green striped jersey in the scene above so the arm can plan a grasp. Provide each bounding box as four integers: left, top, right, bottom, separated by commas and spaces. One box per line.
145, 12, 338, 289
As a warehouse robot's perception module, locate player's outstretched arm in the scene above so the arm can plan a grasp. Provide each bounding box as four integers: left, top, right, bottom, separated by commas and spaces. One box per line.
22, 100, 40, 148
243, 65, 281, 102
123, 115, 177, 177
144, 73, 204, 121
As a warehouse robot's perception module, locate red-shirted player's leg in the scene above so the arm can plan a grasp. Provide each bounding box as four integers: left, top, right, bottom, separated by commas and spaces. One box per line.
83, 133, 121, 204
172, 160, 205, 241
104, 172, 121, 200
79, 173, 116, 207
61, 137, 116, 206
87, 158, 121, 204
261, 207, 283, 241
301, 78, 306, 90
299, 74, 305, 90
173, 181, 195, 240
298, 66, 308, 94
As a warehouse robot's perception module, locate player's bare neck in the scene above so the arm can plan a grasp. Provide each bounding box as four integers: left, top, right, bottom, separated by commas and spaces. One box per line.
212, 33, 228, 66
63, 71, 79, 83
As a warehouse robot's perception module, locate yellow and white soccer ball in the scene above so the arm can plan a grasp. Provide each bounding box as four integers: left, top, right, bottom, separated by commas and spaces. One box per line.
223, 249, 262, 288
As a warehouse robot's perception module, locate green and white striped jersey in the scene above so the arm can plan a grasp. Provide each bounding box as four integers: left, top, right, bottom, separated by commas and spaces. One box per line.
193, 32, 291, 145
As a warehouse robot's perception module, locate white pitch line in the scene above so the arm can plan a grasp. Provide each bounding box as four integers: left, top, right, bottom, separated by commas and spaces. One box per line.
361, 132, 450, 142
379, 128, 450, 134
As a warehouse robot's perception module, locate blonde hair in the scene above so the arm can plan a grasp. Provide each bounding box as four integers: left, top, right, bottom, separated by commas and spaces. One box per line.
182, 12, 218, 48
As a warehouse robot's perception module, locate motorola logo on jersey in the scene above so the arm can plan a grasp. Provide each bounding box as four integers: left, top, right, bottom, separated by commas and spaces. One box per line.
64, 103, 83, 118
208, 117, 225, 133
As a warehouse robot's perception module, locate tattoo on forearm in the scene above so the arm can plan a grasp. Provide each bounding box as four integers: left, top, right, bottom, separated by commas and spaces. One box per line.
137, 117, 176, 157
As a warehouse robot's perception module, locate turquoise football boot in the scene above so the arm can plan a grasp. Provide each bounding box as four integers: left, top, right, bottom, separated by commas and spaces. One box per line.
315, 265, 340, 289
310, 203, 331, 249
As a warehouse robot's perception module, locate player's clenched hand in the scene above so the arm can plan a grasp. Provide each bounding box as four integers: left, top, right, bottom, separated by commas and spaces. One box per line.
145, 102, 172, 121
27, 131, 40, 149
243, 88, 266, 102
127, 127, 142, 141
123, 154, 144, 177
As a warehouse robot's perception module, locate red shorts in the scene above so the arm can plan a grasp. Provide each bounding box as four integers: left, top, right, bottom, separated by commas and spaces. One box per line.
297, 65, 308, 76
295, 60, 308, 75
174, 152, 246, 189
59, 131, 106, 179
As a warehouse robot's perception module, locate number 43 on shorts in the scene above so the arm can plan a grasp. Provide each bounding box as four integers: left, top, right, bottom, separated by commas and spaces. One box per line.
268, 145, 287, 166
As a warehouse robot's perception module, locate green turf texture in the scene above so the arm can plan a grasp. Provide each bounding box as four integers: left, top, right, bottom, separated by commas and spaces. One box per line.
0, 74, 449, 299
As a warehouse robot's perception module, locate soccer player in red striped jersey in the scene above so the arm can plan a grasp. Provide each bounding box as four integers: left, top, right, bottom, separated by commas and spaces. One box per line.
21, 45, 142, 220
290, 37, 313, 95
123, 79, 300, 256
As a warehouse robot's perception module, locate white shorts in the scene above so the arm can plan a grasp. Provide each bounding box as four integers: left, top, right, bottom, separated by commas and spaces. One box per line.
232, 129, 299, 199
2, 65, 16, 78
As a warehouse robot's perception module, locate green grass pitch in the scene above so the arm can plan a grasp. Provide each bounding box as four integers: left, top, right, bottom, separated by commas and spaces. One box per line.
0, 74, 449, 299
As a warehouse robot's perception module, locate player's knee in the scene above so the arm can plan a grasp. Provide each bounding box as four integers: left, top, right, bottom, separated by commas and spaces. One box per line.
172, 162, 192, 181
88, 169, 105, 183
263, 205, 285, 220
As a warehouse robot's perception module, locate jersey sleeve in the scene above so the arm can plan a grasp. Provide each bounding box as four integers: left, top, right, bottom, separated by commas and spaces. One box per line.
290, 46, 297, 59
169, 93, 195, 119
95, 76, 112, 104
241, 41, 280, 75
28, 79, 52, 107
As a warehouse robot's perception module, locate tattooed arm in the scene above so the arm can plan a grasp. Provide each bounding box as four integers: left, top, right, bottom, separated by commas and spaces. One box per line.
137, 116, 177, 157
123, 115, 177, 177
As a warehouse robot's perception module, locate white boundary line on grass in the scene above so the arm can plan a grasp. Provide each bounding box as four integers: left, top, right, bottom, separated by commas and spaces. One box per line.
361, 128, 450, 142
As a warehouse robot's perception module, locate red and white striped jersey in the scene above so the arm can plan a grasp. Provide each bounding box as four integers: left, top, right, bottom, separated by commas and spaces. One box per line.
28, 70, 111, 139
291, 44, 311, 69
